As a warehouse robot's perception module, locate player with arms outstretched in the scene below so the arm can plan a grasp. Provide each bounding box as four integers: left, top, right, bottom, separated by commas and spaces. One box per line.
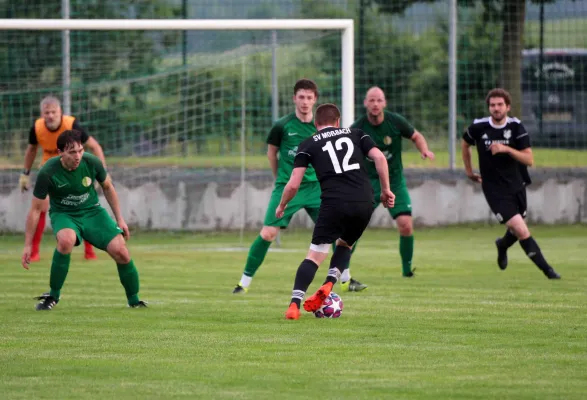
19, 95, 106, 261
462, 88, 560, 279
276, 103, 395, 320
21, 130, 147, 310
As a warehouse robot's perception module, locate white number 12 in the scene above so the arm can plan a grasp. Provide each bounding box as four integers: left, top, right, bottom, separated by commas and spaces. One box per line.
322, 137, 360, 174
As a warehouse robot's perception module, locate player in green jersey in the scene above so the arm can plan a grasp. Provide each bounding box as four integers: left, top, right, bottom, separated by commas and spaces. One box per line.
232, 79, 319, 293
232, 79, 367, 293
346, 86, 435, 281
21, 130, 146, 310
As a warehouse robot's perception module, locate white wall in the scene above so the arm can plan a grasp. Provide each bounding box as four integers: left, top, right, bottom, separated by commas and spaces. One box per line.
2, 176, 585, 232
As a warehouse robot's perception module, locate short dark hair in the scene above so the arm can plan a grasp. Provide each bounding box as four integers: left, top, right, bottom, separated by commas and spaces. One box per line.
486, 88, 511, 106
293, 79, 319, 98
315, 103, 341, 126
57, 130, 83, 151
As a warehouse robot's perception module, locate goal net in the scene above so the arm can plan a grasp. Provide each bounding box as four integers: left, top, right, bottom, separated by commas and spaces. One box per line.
0, 19, 353, 241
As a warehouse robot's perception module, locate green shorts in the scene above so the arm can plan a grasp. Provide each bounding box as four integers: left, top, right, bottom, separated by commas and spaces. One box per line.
371, 177, 412, 219
263, 182, 321, 227
50, 207, 123, 250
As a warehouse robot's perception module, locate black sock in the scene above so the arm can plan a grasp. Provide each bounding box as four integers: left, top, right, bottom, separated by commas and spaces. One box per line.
519, 237, 552, 272
325, 246, 352, 285
291, 259, 319, 307
500, 230, 518, 249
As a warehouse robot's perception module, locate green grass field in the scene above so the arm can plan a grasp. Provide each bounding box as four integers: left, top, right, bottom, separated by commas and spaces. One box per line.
1, 225, 586, 399
2, 147, 587, 170
102, 149, 587, 169
525, 18, 587, 48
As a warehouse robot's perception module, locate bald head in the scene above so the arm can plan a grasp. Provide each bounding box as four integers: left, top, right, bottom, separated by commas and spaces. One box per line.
365, 86, 385, 100
364, 86, 387, 120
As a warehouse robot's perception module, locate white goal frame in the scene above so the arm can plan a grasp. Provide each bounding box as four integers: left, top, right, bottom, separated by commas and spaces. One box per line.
0, 18, 355, 127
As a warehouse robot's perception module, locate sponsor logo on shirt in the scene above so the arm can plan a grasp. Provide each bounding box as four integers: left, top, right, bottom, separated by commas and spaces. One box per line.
288, 146, 298, 158
288, 132, 298, 136
485, 139, 510, 149
61, 192, 90, 206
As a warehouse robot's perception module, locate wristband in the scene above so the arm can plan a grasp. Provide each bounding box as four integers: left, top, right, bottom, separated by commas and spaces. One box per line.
23, 169, 30, 176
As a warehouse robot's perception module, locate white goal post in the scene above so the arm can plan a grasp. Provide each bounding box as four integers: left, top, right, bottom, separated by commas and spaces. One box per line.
0, 18, 355, 127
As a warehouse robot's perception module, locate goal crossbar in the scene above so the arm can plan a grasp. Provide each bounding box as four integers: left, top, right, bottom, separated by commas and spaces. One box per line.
0, 18, 355, 126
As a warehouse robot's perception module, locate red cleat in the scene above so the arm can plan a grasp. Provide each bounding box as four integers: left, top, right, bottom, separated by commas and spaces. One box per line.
285, 303, 301, 320
303, 282, 333, 312
29, 253, 41, 263
84, 242, 98, 260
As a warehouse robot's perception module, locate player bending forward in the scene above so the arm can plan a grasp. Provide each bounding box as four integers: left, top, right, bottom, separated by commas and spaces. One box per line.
276, 103, 395, 320
21, 130, 147, 310
462, 88, 560, 279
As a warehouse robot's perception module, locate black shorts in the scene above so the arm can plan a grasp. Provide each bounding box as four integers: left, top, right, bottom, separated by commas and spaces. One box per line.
311, 201, 374, 246
483, 188, 527, 224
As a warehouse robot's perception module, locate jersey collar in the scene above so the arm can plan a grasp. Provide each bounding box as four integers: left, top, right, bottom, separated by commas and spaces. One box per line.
489, 118, 508, 129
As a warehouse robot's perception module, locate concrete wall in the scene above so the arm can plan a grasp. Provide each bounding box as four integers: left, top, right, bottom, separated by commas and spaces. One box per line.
1, 168, 586, 232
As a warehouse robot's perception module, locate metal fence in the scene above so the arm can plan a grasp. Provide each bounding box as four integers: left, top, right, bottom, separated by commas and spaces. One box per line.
1, 0, 586, 178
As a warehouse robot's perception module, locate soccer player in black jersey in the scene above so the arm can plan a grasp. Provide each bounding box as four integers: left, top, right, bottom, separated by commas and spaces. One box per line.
462, 88, 561, 280
275, 103, 395, 320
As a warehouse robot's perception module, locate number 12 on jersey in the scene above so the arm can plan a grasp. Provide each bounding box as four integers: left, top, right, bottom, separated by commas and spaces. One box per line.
322, 137, 360, 174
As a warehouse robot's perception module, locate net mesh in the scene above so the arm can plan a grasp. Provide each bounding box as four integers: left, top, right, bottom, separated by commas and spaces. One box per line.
1, 0, 587, 234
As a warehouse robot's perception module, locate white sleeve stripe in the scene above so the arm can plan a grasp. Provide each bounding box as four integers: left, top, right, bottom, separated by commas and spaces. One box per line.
297, 151, 312, 157
465, 130, 474, 140
516, 133, 529, 139
360, 135, 370, 140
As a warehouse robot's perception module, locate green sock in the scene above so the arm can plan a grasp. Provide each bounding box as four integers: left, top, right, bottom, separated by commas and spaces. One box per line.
49, 249, 71, 299
243, 235, 272, 278
399, 235, 414, 276
399, 235, 414, 275
117, 260, 140, 305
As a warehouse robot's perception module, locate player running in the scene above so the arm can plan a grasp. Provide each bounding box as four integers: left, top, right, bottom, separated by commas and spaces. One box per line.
277, 103, 395, 320
20, 95, 106, 261
462, 88, 561, 279
21, 130, 147, 310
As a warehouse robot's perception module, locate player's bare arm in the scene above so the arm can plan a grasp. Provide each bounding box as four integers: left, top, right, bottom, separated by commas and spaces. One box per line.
22, 196, 45, 269
367, 147, 395, 208
489, 143, 534, 166
411, 130, 435, 160
100, 175, 130, 239
267, 144, 279, 179
275, 167, 306, 219
19, 144, 39, 192
461, 139, 482, 183
84, 136, 107, 166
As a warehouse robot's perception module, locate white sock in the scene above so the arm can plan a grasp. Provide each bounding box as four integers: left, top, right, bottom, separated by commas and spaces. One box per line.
340, 269, 351, 283
240, 275, 253, 288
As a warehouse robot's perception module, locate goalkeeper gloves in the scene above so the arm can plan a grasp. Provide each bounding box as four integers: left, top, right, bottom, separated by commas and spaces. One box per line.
19, 170, 30, 192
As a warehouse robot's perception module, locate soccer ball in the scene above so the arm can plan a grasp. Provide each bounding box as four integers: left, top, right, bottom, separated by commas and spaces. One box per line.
314, 292, 343, 318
